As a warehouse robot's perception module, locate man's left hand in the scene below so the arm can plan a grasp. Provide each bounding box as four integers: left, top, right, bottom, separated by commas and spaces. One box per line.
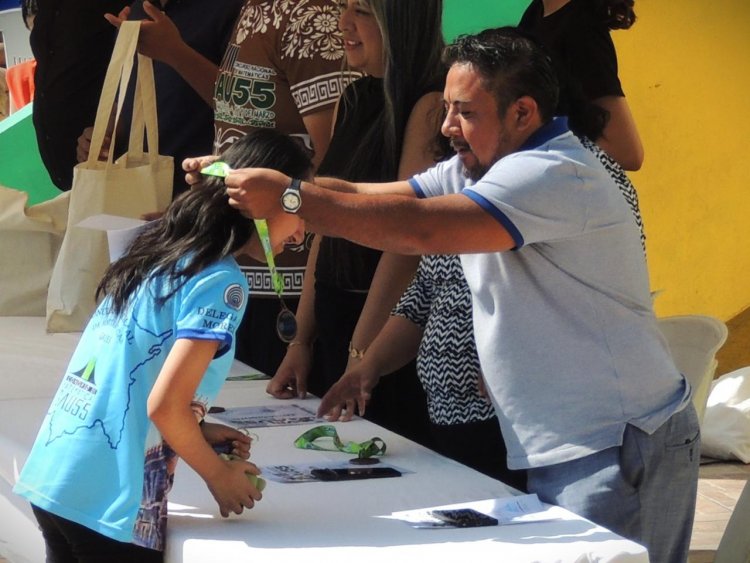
225, 168, 290, 219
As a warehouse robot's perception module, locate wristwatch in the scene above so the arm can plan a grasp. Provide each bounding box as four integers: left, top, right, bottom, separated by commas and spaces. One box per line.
280, 178, 302, 214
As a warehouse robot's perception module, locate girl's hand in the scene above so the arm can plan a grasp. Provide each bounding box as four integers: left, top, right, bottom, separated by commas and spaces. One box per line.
206, 457, 263, 517
201, 421, 253, 459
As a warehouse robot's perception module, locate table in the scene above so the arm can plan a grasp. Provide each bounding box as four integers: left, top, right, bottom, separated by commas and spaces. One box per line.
0, 317, 650, 562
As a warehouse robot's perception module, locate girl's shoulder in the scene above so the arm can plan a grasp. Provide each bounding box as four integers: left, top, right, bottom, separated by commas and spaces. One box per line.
182, 256, 246, 292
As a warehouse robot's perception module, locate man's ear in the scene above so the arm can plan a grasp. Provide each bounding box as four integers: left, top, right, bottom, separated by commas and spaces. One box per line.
513, 96, 540, 130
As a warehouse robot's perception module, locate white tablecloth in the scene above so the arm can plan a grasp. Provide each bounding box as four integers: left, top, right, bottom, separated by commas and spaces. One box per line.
0, 317, 649, 563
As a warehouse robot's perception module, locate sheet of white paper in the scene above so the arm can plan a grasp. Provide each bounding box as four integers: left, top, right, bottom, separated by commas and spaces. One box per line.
209, 404, 322, 428
76, 214, 148, 262
385, 494, 561, 528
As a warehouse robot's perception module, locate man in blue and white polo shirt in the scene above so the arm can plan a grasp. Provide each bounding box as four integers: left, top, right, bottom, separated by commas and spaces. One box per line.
224, 28, 699, 563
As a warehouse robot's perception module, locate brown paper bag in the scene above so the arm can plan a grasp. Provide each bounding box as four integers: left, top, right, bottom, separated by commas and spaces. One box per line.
46, 21, 173, 332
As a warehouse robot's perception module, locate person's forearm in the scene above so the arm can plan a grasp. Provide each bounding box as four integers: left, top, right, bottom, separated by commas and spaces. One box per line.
302, 110, 335, 172
300, 183, 507, 255
363, 316, 423, 378
593, 95, 644, 171
314, 176, 416, 195
151, 404, 225, 482
290, 236, 320, 345
349, 253, 420, 353
301, 188, 421, 253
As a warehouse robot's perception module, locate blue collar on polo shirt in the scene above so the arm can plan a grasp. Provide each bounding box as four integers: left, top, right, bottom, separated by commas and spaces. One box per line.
465, 116, 571, 251
518, 116, 570, 152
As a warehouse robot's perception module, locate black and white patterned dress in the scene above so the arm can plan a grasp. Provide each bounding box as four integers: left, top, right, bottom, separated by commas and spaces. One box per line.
392, 253, 495, 426
580, 136, 646, 254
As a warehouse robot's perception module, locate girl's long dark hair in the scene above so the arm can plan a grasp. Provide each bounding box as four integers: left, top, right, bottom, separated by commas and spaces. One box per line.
97, 129, 312, 316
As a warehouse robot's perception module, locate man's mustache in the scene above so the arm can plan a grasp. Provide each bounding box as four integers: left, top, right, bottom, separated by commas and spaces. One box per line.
450, 139, 471, 152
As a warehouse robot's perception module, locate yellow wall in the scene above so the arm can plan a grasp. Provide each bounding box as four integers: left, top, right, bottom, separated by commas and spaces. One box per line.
613, 1, 750, 320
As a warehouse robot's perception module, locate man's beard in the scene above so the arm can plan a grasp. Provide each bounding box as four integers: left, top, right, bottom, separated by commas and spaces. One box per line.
452, 136, 507, 182
462, 160, 490, 181
451, 140, 488, 181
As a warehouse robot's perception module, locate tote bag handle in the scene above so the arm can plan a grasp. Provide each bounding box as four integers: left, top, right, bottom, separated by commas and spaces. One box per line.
125, 53, 160, 165
86, 21, 160, 168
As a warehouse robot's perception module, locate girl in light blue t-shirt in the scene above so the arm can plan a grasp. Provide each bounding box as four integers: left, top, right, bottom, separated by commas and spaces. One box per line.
14, 129, 311, 561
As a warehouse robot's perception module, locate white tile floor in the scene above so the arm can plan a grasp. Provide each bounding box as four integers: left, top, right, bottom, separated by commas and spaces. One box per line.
688, 460, 750, 562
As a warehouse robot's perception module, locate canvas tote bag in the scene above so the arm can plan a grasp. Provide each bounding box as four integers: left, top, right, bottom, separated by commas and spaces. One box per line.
0, 187, 69, 316
46, 21, 173, 332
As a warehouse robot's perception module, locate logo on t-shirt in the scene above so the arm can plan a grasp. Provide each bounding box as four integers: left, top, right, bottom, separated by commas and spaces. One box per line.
224, 283, 246, 310
44, 323, 173, 449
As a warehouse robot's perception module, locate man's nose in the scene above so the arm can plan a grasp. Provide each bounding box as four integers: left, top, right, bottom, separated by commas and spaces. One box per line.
441, 110, 460, 138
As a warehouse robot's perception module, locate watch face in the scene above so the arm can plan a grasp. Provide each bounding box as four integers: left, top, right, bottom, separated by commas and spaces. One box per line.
282, 192, 301, 211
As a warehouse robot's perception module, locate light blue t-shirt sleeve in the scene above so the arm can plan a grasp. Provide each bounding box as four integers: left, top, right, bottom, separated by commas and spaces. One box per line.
175, 261, 248, 358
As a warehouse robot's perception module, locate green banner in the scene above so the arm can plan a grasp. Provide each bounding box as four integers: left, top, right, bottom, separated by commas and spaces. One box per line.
443, 0, 531, 42
0, 103, 62, 206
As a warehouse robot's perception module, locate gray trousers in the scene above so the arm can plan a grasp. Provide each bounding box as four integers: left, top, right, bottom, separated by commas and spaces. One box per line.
527, 404, 701, 563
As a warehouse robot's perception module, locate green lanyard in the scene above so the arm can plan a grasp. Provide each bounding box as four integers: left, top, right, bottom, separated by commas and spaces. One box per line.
252, 218, 285, 297
294, 425, 387, 459
202, 161, 297, 342
201, 161, 284, 297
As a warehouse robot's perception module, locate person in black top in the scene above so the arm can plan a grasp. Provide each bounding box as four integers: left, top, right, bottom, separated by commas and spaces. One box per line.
518, 0, 644, 170
76, 0, 244, 198
266, 0, 447, 448
30, 0, 130, 190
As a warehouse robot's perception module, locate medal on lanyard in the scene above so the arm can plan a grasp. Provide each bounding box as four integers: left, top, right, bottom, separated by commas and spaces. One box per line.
202, 162, 298, 342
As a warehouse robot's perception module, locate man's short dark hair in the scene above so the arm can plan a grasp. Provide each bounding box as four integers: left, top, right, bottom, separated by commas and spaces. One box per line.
443, 27, 559, 122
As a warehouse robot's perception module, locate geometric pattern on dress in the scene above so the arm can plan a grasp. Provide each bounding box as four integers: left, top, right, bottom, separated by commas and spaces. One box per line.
393, 253, 496, 426
579, 136, 647, 256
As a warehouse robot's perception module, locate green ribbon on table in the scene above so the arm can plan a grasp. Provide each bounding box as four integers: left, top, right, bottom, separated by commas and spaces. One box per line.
294, 425, 386, 459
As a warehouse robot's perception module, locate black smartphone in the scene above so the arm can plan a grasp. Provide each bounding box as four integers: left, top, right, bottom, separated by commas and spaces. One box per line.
310, 467, 402, 481
430, 508, 499, 528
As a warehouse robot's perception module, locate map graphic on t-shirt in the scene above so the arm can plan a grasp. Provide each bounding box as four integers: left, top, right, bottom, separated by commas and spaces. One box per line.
44, 320, 173, 449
